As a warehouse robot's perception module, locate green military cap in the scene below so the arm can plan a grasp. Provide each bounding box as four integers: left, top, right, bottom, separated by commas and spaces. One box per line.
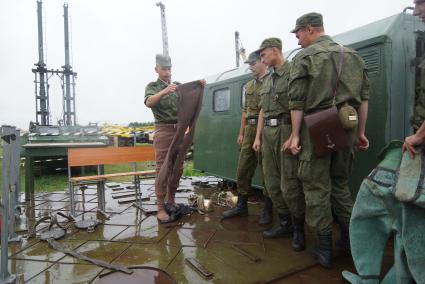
291, 12, 323, 33
156, 54, 172, 67
256, 37, 282, 53
244, 51, 261, 64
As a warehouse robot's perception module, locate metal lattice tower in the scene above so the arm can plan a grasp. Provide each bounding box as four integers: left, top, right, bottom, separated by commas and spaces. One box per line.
156, 2, 169, 56
33, 0, 50, 125
62, 3, 76, 126
32, 0, 77, 127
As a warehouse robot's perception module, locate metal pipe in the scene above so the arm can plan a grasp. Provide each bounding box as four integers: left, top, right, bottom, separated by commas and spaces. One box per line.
7, 128, 21, 243
35, 0, 49, 125
0, 126, 17, 283
63, 3, 75, 126
14, 130, 21, 205
403, 6, 414, 13
235, 31, 240, 68
156, 2, 169, 56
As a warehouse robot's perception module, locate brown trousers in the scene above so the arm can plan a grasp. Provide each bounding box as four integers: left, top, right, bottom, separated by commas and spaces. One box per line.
153, 124, 184, 200
155, 80, 204, 202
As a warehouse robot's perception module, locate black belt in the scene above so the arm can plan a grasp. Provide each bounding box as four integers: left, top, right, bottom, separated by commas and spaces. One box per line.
246, 118, 258, 125
265, 114, 291, 126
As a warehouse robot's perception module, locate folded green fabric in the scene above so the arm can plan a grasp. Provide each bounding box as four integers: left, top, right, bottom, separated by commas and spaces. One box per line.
394, 150, 425, 208
343, 141, 425, 283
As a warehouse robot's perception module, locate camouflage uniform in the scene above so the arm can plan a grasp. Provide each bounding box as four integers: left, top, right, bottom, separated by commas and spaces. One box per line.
288, 35, 369, 232
236, 77, 266, 196
260, 63, 304, 217
343, 57, 425, 283
412, 57, 425, 128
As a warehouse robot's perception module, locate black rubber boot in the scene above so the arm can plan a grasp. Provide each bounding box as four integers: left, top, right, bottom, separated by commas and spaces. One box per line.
311, 232, 333, 268
222, 195, 248, 219
263, 214, 293, 239
336, 222, 351, 255
258, 197, 273, 225
292, 217, 306, 252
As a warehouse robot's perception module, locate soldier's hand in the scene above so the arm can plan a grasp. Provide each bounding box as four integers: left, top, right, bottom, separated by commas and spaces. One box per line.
289, 135, 301, 155
355, 134, 369, 151
237, 135, 244, 145
252, 138, 261, 152
164, 83, 177, 95
403, 134, 423, 158
282, 136, 292, 153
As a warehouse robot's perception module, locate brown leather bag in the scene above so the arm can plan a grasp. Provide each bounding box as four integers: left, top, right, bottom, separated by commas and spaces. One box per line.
304, 45, 348, 156
304, 106, 348, 156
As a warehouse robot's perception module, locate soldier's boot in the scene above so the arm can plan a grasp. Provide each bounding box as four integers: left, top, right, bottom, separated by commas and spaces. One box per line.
336, 222, 351, 255
263, 214, 293, 239
311, 232, 333, 268
292, 217, 306, 252
222, 195, 248, 219
258, 197, 273, 225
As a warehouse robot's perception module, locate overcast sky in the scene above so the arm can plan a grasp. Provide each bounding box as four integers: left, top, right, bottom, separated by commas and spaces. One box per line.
0, 0, 412, 130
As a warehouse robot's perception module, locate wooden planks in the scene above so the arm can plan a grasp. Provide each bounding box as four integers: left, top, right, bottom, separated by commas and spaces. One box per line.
68, 146, 155, 167
70, 170, 155, 182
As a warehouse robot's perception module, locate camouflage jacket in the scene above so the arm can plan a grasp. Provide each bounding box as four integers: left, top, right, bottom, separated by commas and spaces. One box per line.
144, 79, 180, 123
243, 74, 267, 118
260, 63, 291, 119
288, 35, 369, 113
413, 57, 425, 128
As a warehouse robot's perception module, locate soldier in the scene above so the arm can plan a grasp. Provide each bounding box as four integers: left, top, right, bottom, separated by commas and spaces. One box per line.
222, 51, 274, 225
253, 38, 305, 247
404, 0, 425, 155
144, 54, 182, 223
287, 13, 369, 267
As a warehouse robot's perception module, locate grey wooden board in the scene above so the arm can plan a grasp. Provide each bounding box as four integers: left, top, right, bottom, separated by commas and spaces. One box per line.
117, 196, 150, 204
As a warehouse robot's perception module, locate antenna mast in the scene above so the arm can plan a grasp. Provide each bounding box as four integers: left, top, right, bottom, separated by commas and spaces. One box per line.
235, 31, 246, 68
32, 0, 78, 126
62, 3, 77, 126
235, 31, 240, 67
34, 0, 50, 125
156, 2, 169, 56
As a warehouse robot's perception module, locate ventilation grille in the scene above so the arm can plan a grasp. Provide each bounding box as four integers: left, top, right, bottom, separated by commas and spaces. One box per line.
358, 48, 380, 77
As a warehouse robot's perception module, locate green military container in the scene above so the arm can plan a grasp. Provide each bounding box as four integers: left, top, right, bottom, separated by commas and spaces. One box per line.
194, 11, 425, 196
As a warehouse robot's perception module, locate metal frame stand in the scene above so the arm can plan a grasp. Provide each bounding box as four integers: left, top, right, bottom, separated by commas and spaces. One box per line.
132, 175, 143, 211
7, 128, 21, 244
1, 125, 21, 283
132, 133, 143, 211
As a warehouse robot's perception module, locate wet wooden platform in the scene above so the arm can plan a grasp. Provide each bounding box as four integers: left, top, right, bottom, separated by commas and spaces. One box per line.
3, 177, 389, 283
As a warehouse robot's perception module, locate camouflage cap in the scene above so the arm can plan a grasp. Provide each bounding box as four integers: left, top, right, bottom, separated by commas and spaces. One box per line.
256, 37, 282, 53
291, 12, 323, 33
244, 51, 261, 64
156, 54, 172, 68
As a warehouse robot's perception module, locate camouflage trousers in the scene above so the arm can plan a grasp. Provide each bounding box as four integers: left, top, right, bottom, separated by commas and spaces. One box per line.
236, 124, 267, 197
298, 131, 355, 233
262, 124, 304, 217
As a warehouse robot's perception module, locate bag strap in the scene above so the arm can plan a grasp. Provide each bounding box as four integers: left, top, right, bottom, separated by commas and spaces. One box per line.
332, 44, 344, 104
270, 67, 286, 110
